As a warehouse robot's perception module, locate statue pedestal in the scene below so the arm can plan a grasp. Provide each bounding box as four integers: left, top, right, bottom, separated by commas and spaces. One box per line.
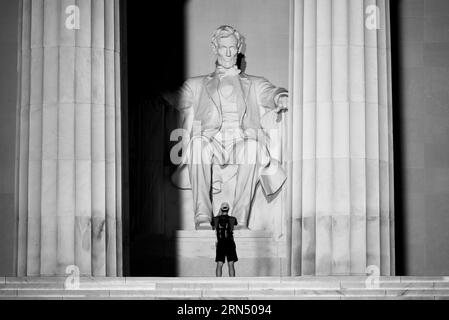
155, 157, 287, 276
170, 230, 287, 277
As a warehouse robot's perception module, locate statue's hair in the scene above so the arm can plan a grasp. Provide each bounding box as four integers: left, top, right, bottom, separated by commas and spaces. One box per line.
211, 25, 245, 53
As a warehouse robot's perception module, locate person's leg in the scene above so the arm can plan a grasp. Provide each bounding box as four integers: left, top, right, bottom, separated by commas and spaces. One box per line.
216, 240, 225, 277
216, 262, 224, 277
227, 261, 235, 277
226, 240, 237, 277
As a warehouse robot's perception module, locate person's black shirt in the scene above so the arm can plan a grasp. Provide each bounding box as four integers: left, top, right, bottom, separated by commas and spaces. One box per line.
211, 215, 238, 241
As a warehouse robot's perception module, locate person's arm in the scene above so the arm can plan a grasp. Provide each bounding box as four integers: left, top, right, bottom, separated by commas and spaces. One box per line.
229, 217, 237, 232
211, 217, 216, 230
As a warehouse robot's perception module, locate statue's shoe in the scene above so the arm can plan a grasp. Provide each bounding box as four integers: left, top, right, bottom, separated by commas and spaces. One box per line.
196, 223, 212, 230
194, 214, 211, 230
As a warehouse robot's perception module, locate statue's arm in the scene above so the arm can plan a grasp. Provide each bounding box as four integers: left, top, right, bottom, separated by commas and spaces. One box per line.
256, 77, 289, 111
163, 79, 195, 134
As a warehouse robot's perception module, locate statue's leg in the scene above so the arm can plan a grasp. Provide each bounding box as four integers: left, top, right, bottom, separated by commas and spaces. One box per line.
232, 138, 261, 227
188, 136, 215, 227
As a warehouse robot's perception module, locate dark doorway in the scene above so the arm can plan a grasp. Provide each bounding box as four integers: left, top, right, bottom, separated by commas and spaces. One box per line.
123, 0, 187, 276
389, 0, 405, 276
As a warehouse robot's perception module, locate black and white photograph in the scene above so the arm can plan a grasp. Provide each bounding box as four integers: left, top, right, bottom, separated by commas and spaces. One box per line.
1, 0, 449, 312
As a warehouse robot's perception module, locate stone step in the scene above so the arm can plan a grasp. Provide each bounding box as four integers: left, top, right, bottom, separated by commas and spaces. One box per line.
175, 230, 273, 238
1, 276, 449, 299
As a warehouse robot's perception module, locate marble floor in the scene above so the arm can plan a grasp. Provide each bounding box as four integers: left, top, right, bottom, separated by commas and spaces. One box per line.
1, 276, 449, 300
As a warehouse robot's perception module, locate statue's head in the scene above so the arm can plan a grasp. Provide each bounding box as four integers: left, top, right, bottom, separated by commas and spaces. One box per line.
211, 25, 245, 69
219, 202, 230, 215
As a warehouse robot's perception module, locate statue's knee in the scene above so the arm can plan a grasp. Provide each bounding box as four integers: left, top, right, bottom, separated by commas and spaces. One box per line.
190, 137, 213, 163
190, 136, 209, 146
235, 139, 258, 152
236, 139, 258, 164
246, 139, 259, 152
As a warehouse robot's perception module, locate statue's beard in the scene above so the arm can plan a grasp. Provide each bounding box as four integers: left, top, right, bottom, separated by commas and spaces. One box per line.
216, 55, 237, 69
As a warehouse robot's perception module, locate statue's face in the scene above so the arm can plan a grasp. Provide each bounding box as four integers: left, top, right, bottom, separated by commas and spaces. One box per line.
215, 35, 238, 69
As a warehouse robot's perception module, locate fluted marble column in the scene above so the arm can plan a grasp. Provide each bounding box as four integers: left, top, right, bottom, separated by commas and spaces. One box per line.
16, 0, 122, 276
286, 0, 394, 275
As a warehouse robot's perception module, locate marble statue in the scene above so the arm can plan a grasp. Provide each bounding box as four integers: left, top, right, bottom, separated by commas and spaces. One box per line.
170, 25, 289, 229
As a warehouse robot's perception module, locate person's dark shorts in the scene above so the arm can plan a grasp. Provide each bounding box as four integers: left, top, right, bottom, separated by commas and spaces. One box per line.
215, 239, 238, 263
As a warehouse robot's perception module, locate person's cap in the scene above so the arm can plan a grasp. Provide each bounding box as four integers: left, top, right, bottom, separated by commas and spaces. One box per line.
220, 202, 230, 212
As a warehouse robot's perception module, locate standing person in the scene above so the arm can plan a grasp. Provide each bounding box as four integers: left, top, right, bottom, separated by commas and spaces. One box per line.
211, 202, 238, 277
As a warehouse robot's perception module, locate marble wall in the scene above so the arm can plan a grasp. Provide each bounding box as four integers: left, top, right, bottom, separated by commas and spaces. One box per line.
397, 0, 449, 275
0, 0, 19, 276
